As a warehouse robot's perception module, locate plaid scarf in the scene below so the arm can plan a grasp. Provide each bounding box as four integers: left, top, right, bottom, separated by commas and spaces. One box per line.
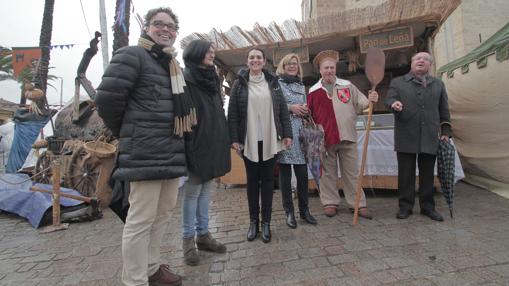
138, 36, 197, 137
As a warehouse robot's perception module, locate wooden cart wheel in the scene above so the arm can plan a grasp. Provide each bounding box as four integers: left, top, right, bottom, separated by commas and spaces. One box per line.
34, 151, 53, 184
65, 145, 101, 197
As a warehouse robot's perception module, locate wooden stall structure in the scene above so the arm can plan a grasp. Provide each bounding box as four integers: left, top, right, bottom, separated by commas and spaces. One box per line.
184, 0, 462, 189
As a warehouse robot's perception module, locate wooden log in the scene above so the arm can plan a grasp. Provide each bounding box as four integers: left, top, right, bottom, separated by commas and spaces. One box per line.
30, 186, 94, 203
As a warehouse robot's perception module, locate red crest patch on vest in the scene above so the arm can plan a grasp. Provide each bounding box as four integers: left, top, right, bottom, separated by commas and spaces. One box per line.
337, 88, 351, 103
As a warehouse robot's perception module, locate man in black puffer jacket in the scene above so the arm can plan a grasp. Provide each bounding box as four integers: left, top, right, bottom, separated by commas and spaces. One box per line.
95, 7, 186, 286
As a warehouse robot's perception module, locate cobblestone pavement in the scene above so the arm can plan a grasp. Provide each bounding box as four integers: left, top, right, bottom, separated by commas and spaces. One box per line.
1, 181, 509, 286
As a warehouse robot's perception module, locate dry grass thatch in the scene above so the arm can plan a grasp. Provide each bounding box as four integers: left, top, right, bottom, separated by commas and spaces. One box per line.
180, 19, 303, 51
180, 0, 460, 52
302, 0, 461, 39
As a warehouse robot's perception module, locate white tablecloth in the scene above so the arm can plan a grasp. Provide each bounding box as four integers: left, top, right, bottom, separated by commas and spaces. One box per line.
352, 129, 464, 183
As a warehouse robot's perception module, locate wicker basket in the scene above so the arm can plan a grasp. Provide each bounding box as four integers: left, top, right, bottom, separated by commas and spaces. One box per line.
84, 141, 117, 159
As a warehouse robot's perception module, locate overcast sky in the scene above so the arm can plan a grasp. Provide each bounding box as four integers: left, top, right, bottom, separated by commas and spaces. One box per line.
0, 0, 301, 106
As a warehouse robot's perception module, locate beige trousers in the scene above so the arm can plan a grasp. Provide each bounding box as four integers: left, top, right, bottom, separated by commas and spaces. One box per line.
122, 178, 179, 286
319, 141, 367, 208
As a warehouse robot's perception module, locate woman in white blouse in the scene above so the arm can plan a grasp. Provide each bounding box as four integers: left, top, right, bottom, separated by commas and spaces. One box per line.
227, 48, 292, 243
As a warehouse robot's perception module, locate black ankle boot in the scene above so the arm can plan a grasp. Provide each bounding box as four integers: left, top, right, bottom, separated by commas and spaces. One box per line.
246, 220, 259, 241
300, 210, 317, 225
286, 211, 297, 229
261, 222, 271, 243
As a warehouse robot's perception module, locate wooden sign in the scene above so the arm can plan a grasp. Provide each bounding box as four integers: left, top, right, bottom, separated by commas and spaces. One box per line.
273, 46, 309, 65
359, 26, 413, 53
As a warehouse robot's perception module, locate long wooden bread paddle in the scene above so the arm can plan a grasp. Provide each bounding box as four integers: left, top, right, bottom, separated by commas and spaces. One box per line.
353, 47, 385, 225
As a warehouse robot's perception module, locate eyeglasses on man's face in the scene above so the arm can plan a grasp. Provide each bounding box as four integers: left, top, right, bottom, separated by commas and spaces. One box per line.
150, 20, 178, 32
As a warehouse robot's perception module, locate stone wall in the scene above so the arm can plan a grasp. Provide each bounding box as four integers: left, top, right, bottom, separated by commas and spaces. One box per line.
302, 0, 386, 21
433, 0, 509, 68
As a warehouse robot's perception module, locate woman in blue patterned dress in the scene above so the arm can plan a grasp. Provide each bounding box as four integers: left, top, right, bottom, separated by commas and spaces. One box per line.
276, 53, 317, 228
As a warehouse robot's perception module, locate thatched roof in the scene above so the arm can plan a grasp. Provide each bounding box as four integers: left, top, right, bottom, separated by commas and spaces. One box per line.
303, 0, 460, 39
180, 0, 461, 86
180, 19, 304, 52
181, 0, 460, 53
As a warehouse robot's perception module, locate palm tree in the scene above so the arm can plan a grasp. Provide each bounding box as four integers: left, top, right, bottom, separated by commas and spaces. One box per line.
112, 0, 131, 53
30, 0, 55, 108
0, 47, 13, 81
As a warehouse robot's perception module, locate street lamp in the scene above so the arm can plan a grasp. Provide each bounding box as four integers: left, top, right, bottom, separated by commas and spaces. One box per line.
51, 76, 64, 107
59, 77, 63, 107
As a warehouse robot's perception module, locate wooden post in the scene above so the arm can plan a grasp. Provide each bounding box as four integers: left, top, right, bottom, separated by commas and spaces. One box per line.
39, 160, 69, 233
52, 161, 61, 225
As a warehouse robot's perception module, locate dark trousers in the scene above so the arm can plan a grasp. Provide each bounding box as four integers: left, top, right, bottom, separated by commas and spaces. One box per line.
243, 141, 276, 223
397, 152, 436, 212
279, 163, 309, 215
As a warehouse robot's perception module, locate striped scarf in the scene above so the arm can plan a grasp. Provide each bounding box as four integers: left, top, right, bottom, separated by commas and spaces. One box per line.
138, 36, 197, 137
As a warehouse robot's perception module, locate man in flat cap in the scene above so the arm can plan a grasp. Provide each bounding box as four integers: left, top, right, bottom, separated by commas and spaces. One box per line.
307, 49, 378, 219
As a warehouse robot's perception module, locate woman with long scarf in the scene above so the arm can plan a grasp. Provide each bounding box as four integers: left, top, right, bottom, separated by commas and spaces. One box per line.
180, 40, 231, 266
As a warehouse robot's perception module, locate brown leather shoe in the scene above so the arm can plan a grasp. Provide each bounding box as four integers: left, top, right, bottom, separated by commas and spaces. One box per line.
324, 206, 337, 217
182, 237, 199, 266
196, 232, 226, 253
148, 264, 182, 286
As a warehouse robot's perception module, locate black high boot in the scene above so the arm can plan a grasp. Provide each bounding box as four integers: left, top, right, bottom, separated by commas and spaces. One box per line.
246, 220, 259, 241
261, 222, 271, 243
